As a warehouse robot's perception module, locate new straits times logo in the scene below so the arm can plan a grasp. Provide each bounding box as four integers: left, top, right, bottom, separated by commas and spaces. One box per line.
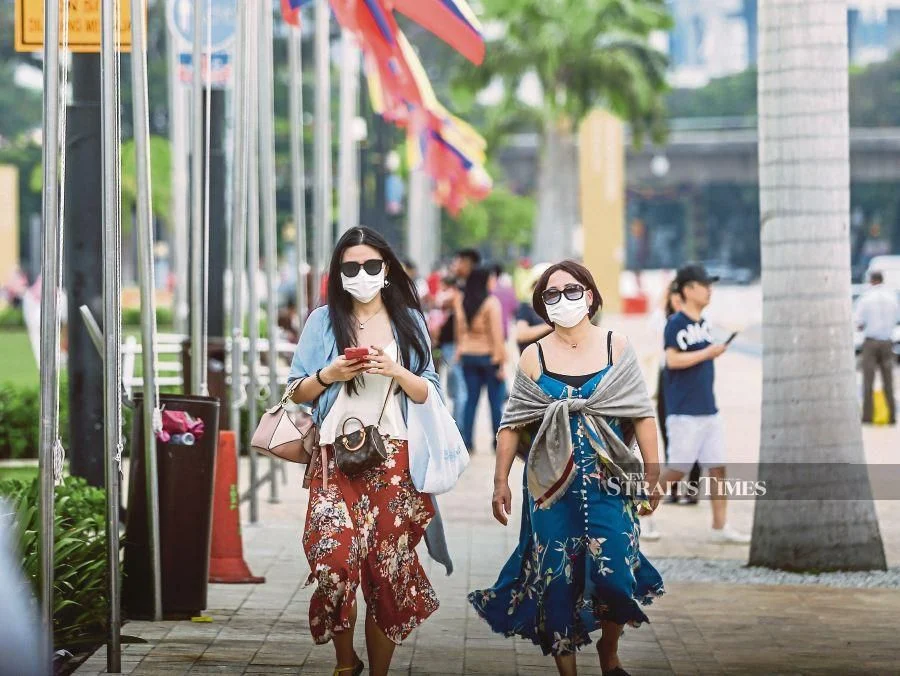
610, 475, 768, 499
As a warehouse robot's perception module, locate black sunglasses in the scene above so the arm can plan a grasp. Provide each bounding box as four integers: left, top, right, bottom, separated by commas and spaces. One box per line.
340, 259, 385, 278
542, 284, 585, 306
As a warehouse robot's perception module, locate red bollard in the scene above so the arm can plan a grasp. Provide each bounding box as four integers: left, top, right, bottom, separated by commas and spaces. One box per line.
208, 431, 266, 584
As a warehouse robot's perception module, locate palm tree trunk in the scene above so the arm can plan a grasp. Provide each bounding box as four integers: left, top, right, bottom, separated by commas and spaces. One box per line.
751, 0, 886, 571
534, 119, 580, 262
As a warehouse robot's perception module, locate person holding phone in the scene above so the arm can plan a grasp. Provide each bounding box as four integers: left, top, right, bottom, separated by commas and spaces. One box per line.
286, 227, 452, 676
658, 263, 749, 544
454, 266, 507, 452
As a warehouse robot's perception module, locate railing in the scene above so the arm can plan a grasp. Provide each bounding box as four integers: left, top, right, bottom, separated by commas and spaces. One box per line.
120, 333, 299, 397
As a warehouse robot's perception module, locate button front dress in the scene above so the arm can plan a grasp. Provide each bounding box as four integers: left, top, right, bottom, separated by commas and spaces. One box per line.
468, 344, 665, 656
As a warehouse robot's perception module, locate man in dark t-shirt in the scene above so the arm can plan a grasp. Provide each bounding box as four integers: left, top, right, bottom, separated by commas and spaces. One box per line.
659, 264, 749, 544
514, 301, 551, 354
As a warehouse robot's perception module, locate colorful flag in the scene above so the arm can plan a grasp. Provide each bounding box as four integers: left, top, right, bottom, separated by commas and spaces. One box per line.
280, 0, 309, 26
390, 0, 485, 64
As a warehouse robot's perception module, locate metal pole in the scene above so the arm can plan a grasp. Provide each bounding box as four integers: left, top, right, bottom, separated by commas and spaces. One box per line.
230, 0, 249, 441
258, 0, 281, 503
168, 41, 189, 335
130, 0, 163, 622
313, 0, 332, 304
190, 0, 206, 394
100, 0, 122, 669
288, 21, 309, 328
338, 32, 360, 235
245, 6, 261, 523
38, 0, 62, 666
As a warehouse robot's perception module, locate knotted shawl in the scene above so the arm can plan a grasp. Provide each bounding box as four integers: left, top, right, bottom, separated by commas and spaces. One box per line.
500, 342, 656, 509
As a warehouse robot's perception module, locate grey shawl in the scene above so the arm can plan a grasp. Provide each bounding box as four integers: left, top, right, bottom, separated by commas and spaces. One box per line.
500, 342, 655, 508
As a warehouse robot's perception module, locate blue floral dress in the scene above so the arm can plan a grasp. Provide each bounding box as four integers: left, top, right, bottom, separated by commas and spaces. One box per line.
468, 359, 665, 656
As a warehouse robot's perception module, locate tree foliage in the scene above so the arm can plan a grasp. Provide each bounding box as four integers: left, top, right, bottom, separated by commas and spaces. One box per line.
453, 0, 672, 143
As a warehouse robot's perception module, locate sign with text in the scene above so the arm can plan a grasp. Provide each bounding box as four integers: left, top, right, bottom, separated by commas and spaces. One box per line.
15, 0, 133, 53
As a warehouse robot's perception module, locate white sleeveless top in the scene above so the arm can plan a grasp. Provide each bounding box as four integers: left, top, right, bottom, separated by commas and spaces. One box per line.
318, 341, 408, 445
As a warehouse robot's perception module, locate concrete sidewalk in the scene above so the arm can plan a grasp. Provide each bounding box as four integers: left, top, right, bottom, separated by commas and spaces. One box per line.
75, 313, 900, 675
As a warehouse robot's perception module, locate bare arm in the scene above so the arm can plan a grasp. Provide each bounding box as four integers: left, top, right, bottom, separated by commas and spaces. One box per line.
488, 299, 506, 364
634, 416, 662, 515
289, 356, 369, 403
665, 344, 724, 370
515, 319, 552, 345
492, 427, 519, 525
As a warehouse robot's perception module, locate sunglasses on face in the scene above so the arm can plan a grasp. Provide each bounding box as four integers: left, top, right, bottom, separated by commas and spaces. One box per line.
541, 284, 585, 306
340, 259, 385, 277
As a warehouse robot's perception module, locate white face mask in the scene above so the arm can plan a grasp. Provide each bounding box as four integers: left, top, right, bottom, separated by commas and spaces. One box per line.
546, 296, 588, 328
341, 269, 385, 303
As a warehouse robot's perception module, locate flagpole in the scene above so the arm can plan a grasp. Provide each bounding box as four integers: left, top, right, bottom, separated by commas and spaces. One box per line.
190, 0, 206, 394
245, 2, 261, 524
313, 0, 332, 301
229, 0, 249, 447
38, 0, 62, 664
258, 0, 281, 503
100, 0, 123, 668
338, 31, 360, 235
130, 0, 163, 622
288, 19, 309, 327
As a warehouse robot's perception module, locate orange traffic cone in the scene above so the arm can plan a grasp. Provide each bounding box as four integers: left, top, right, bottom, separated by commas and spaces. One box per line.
209, 431, 265, 584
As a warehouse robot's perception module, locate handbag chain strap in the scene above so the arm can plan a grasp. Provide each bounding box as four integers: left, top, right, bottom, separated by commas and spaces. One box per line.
375, 378, 396, 427
280, 376, 304, 406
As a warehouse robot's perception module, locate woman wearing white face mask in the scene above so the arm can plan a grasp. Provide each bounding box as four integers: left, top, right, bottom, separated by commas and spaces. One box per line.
469, 260, 664, 676
287, 227, 451, 676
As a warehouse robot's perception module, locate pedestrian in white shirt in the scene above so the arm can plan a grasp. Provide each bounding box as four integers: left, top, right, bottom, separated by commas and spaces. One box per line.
855, 271, 898, 425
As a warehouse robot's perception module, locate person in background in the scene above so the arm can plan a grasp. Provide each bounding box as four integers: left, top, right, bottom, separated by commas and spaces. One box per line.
403, 259, 431, 306
455, 267, 507, 451
652, 282, 700, 506
490, 263, 518, 342
514, 263, 553, 355
452, 248, 481, 285
856, 270, 899, 425
435, 277, 466, 421
277, 298, 301, 344
658, 264, 749, 543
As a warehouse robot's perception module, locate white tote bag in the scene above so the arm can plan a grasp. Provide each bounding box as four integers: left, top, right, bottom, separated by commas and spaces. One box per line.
408, 382, 469, 494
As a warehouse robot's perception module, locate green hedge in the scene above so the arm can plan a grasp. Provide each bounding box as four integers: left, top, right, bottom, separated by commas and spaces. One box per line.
0, 305, 25, 330
0, 475, 112, 649
0, 381, 70, 460
121, 306, 174, 328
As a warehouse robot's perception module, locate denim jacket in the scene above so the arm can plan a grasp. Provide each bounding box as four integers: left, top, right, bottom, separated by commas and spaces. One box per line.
287, 305, 453, 575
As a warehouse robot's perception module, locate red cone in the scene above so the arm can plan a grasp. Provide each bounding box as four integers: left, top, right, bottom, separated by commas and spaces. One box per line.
208, 431, 265, 584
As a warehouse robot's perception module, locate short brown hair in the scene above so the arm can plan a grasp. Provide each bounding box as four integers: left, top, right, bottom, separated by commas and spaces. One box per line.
532, 260, 603, 325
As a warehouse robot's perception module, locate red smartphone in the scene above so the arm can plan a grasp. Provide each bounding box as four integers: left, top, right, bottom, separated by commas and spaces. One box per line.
344, 347, 370, 361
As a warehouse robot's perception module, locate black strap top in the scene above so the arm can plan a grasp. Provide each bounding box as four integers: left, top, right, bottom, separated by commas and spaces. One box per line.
538, 331, 613, 388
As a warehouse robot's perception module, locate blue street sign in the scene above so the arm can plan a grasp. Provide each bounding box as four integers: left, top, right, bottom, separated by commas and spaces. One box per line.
167, 0, 238, 51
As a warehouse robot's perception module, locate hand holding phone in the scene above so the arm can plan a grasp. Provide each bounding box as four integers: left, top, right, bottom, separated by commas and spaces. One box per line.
344, 347, 371, 361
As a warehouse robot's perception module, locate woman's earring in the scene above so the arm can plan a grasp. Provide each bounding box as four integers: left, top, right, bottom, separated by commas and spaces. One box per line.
383, 279, 391, 288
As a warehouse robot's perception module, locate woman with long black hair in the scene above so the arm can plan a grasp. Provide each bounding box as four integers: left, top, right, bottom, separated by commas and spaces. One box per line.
454, 266, 507, 451
287, 227, 451, 676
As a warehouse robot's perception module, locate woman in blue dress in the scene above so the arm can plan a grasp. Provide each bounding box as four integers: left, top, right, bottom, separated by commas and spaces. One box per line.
469, 261, 665, 676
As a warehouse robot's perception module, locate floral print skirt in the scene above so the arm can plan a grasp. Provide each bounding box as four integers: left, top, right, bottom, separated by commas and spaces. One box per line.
303, 437, 439, 645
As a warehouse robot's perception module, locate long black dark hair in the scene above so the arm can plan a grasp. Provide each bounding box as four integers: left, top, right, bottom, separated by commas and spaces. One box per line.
462, 266, 492, 322
327, 227, 430, 394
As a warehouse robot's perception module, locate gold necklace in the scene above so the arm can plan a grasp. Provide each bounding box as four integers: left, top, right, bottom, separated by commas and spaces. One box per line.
553, 330, 578, 349
354, 305, 384, 330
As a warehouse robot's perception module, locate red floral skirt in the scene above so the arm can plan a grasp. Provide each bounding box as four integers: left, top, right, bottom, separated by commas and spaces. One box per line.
303, 437, 439, 645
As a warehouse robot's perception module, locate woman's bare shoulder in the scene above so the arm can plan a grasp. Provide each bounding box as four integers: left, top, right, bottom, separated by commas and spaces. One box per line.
518, 343, 541, 380
608, 330, 630, 361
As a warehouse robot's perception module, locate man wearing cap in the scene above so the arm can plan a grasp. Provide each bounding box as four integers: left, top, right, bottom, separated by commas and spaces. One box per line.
658, 263, 750, 543
856, 270, 898, 425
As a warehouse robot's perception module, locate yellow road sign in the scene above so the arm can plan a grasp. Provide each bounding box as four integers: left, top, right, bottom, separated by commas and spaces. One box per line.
15, 0, 133, 53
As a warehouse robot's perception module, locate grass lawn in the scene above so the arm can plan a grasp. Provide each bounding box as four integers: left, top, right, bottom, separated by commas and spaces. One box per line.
0, 465, 38, 483
0, 330, 38, 387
